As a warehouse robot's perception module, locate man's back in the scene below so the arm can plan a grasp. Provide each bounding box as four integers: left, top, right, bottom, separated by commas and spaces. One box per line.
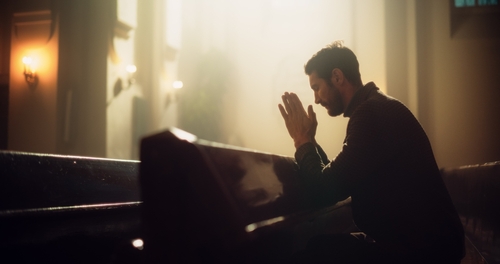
343, 84, 464, 258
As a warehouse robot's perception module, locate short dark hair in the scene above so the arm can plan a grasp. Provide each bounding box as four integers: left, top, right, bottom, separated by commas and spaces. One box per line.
304, 41, 362, 87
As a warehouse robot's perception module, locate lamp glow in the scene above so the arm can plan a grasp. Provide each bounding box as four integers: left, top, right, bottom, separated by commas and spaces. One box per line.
22, 56, 33, 65
22, 56, 38, 89
173, 81, 183, 89
126, 64, 137, 73
126, 65, 137, 86
132, 239, 144, 250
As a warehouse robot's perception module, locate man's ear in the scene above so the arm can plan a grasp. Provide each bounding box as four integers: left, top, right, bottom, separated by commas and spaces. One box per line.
331, 68, 344, 85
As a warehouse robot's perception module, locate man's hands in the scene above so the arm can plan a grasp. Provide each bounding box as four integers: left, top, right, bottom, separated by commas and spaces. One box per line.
278, 92, 318, 149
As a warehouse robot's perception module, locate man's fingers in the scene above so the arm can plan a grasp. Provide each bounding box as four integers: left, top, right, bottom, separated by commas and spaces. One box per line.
281, 93, 294, 116
289, 93, 307, 116
278, 104, 288, 120
308, 105, 316, 120
282, 92, 309, 120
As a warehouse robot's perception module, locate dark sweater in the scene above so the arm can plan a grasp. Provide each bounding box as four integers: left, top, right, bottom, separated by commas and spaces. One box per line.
295, 82, 464, 258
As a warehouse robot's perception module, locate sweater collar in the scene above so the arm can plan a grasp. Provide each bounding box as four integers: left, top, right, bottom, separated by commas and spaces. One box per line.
343, 82, 379, 118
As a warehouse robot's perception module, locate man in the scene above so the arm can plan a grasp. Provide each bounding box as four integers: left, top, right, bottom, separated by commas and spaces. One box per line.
278, 41, 464, 263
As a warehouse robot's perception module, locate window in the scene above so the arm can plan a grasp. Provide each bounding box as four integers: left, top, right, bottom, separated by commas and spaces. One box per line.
455, 0, 498, 7
450, 0, 500, 38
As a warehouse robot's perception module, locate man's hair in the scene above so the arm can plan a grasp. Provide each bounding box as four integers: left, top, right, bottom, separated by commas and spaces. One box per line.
304, 41, 362, 87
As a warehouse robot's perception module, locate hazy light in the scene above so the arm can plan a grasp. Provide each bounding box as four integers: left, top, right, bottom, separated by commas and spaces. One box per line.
132, 239, 144, 250
171, 127, 197, 142
126, 64, 137, 73
22, 56, 33, 65
173, 80, 183, 89
22, 56, 37, 72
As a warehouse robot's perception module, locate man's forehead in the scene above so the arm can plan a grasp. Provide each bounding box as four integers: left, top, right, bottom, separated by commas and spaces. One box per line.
308, 72, 321, 84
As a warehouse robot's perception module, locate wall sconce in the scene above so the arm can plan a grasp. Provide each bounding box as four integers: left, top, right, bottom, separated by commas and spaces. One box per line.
173, 81, 183, 89
165, 80, 183, 109
22, 56, 38, 88
126, 64, 137, 87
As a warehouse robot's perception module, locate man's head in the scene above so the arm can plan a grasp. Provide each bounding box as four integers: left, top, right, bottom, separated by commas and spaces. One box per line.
304, 41, 362, 116
304, 41, 362, 87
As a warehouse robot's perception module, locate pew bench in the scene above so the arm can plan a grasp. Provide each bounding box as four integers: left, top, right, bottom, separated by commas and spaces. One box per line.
140, 128, 500, 263
0, 130, 354, 263
0, 151, 142, 263
139, 128, 355, 263
442, 162, 500, 264
4, 128, 495, 264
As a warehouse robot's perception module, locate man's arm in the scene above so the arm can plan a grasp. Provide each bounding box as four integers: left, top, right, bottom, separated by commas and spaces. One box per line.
296, 101, 396, 207
312, 141, 329, 165
278, 92, 343, 204
279, 94, 389, 206
294, 142, 349, 206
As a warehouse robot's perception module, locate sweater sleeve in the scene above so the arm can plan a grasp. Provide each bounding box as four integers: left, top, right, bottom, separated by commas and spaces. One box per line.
315, 143, 329, 165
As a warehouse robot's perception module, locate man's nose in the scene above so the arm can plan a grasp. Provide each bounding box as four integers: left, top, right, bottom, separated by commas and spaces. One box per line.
314, 92, 320, 104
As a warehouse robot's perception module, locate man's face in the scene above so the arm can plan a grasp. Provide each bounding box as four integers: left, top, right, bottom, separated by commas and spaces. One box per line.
309, 71, 343, 116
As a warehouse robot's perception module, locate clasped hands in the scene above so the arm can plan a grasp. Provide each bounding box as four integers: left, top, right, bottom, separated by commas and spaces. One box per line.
278, 92, 317, 149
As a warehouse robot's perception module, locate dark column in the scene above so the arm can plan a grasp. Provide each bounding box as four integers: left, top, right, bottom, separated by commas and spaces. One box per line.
56, 0, 115, 157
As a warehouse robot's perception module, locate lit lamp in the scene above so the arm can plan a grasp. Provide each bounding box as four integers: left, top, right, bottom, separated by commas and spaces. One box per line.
126, 64, 137, 87
22, 56, 38, 88
172, 81, 183, 103
173, 81, 183, 89
165, 81, 183, 108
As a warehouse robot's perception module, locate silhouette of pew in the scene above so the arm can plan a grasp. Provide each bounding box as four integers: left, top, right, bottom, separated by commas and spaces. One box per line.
441, 162, 500, 264
0, 128, 352, 263
0, 151, 141, 263
140, 128, 353, 263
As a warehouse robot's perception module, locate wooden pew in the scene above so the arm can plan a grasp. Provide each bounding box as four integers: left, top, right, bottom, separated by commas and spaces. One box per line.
2, 129, 496, 263
0, 128, 352, 263
0, 151, 141, 263
140, 128, 353, 263
441, 162, 500, 264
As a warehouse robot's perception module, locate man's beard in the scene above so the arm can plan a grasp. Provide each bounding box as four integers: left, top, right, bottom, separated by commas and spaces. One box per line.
327, 84, 344, 117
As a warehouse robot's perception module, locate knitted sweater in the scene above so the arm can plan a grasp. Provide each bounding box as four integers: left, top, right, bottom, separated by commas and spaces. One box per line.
295, 82, 464, 257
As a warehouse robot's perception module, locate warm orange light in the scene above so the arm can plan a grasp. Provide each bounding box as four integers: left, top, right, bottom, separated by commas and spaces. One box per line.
22, 56, 33, 66
22, 56, 38, 88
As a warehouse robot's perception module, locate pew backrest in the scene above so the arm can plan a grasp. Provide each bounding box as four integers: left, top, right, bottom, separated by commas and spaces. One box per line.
441, 161, 500, 264
0, 151, 140, 211
139, 128, 353, 263
0, 151, 142, 262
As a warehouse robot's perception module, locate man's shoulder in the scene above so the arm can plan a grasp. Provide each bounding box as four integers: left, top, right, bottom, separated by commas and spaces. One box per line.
349, 92, 417, 130
355, 91, 406, 115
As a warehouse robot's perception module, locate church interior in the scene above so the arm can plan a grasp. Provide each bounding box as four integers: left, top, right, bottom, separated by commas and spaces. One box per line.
0, 0, 499, 263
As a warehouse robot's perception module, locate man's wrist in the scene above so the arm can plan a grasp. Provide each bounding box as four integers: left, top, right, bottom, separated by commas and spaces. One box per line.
294, 138, 311, 149
294, 141, 316, 163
